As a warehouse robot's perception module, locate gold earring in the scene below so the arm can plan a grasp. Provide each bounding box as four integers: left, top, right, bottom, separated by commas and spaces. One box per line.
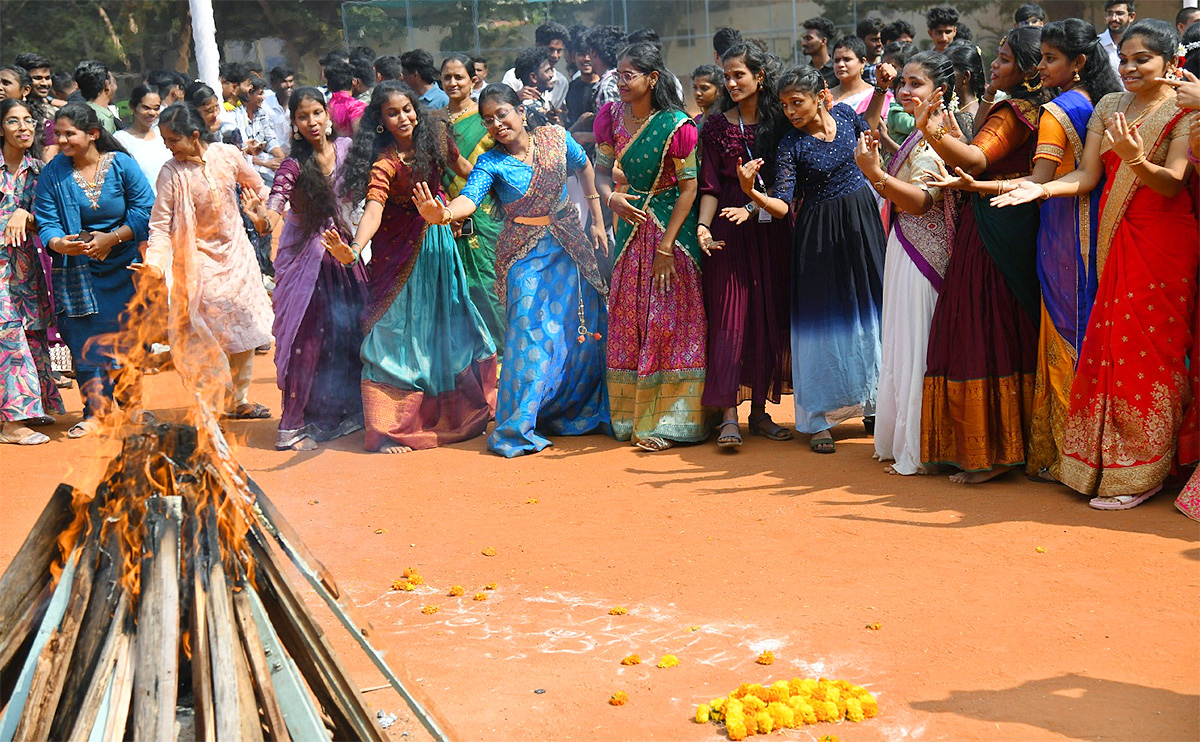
1021, 75, 1043, 93
376, 124, 384, 133
1072, 70, 1081, 82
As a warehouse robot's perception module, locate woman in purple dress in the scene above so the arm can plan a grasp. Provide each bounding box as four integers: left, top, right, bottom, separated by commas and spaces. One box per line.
696, 43, 792, 448
265, 88, 368, 450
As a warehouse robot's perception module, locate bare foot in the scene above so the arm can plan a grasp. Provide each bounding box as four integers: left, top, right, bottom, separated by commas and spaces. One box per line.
379, 443, 413, 454
949, 467, 1012, 484
290, 437, 318, 451
885, 464, 929, 476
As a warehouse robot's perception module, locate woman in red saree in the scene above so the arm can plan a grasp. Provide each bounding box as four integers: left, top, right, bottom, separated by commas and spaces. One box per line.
997, 19, 1198, 510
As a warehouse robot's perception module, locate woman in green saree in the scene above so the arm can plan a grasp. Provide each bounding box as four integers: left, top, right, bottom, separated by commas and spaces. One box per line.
440, 54, 505, 352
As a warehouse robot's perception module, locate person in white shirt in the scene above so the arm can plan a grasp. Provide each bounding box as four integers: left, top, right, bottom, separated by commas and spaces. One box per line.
502, 21, 570, 109
112, 84, 171, 194
264, 65, 294, 156
233, 76, 285, 184
1099, 1, 1136, 71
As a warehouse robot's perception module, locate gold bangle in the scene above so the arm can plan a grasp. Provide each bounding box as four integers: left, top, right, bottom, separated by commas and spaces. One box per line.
655, 247, 673, 257
872, 174, 888, 193
1125, 154, 1147, 168
585, 193, 600, 200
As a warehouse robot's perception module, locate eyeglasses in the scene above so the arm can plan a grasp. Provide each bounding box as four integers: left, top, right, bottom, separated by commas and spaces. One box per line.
616, 71, 646, 85
481, 107, 517, 127
2, 117, 36, 128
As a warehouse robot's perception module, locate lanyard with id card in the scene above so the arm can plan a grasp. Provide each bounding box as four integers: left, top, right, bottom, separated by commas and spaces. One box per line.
739, 111, 772, 223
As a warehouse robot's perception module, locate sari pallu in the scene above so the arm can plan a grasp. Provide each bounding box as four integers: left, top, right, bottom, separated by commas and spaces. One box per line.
360, 196, 498, 452
445, 111, 506, 352
600, 105, 713, 444
1027, 91, 1101, 478
921, 99, 1041, 473
1058, 97, 1199, 497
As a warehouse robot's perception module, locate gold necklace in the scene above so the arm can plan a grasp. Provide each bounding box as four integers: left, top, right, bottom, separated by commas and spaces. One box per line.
447, 105, 476, 125
627, 104, 652, 129
1123, 91, 1171, 129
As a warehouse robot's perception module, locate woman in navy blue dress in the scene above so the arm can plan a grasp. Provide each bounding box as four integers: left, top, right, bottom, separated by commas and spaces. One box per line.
734, 66, 888, 453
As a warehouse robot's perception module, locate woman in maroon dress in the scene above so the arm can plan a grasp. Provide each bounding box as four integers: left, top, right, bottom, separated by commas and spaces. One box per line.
696, 43, 792, 447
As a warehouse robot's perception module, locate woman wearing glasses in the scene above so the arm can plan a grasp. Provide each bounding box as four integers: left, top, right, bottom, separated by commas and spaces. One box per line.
414, 84, 610, 457
592, 42, 714, 452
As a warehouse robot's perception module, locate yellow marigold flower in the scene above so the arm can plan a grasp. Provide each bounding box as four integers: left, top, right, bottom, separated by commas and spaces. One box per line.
767, 701, 795, 729
859, 694, 879, 718
848, 684, 867, 696
695, 704, 710, 723
481, 547, 496, 556
527, 498, 538, 504
796, 699, 817, 725
733, 683, 752, 699
725, 698, 744, 718
725, 716, 747, 740
748, 684, 770, 702
845, 697, 865, 723
1036, 546, 1046, 553
448, 585, 464, 596
755, 650, 775, 665
609, 606, 627, 615
620, 654, 641, 666
421, 604, 439, 614
402, 567, 418, 578
818, 736, 839, 742
711, 697, 727, 712
865, 622, 882, 630
608, 690, 628, 706
473, 592, 487, 601
755, 711, 773, 734
798, 679, 818, 697
768, 680, 790, 702
657, 654, 680, 668
390, 579, 405, 591
400, 582, 416, 592
484, 582, 497, 590
741, 695, 766, 713
408, 574, 424, 585
820, 700, 840, 722
743, 711, 758, 734
826, 686, 841, 704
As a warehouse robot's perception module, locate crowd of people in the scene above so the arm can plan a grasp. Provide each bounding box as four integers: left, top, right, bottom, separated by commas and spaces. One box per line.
2, 2, 1199, 518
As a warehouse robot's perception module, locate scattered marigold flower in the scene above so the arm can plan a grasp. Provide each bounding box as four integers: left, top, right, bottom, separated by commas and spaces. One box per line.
400, 582, 416, 592
1036, 546, 1046, 553
448, 585, 464, 596
608, 691, 628, 706
402, 567, 418, 578
526, 498, 538, 504
656, 654, 680, 668
620, 654, 641, 665
408, 574, 424, 585
481, 547, 496, 556
689, 625, 700, 631
374, 528, 387, 534
609, 606, 627, 615
756, 650, 775, 665
473, 592, 487, 601
818, 736, 840, 742
866, 622, 882, 630
695, 703, 710, 723
420, 605, 439, 614
859, 694, 879, 718
484, 582, 497, 590
741, 695, 766, 713
390, 579, 405, 591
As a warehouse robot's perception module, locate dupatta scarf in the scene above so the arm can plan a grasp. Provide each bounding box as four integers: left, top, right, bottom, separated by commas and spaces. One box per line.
1037, 90, 1100, 358
611, 108, 702, 265
886, 131, 957, 292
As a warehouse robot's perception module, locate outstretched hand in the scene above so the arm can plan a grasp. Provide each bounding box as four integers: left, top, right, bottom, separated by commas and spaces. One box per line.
990, 180, 1046, 208
920, 159, 979, 191
412, 181, 448, 225
321, 228, 356, 265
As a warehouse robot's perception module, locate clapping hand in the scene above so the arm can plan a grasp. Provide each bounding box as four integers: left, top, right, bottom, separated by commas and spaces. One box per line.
1104, 111, 1145, 163
990, 180, 1047, 208
854, 132, 883, 179
320, 228, 357, 265
920, 159, 979, 190
874, 63, 897, 92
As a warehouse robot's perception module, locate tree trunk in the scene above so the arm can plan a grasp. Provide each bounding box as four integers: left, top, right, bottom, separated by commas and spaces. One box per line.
176, 0, 193, 75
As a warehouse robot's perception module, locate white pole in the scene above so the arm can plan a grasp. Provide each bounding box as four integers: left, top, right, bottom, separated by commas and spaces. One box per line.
189, 0, 221, 96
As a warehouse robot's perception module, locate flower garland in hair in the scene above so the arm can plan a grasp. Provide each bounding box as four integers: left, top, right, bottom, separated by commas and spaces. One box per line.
948, 90, 960, 114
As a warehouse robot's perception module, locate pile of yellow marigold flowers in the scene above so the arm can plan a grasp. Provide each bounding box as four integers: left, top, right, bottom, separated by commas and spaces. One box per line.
695, 678, 877, 740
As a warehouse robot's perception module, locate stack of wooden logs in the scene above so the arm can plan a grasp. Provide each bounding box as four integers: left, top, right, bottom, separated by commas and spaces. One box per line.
0, 421, 392, 741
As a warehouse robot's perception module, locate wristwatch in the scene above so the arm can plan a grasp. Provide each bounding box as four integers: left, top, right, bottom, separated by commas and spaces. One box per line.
744, 202, 758, 215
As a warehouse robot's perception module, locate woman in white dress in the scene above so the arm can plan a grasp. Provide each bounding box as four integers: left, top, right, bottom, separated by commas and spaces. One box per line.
113, 85, 171, 195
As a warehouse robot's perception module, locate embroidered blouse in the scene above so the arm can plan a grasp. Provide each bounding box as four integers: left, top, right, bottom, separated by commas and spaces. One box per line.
774, 103, 870, 205
460, 129, 588, 206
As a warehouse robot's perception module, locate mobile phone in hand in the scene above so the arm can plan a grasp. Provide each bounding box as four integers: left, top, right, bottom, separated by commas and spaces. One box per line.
459, 218, 475, 236
77, 231, 93, 243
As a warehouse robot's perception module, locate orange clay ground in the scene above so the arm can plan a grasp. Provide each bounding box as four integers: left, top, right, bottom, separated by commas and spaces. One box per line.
2, 354, 1197, 741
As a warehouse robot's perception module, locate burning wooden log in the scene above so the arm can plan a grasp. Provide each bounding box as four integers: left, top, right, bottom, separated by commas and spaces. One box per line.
0, 420, 455, 741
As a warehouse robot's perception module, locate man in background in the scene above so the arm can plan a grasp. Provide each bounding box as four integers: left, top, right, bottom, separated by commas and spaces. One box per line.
713, 27, 743, 63
1014, 4, 1045, 28
401, 49, 449, 110
350, 46, 376, 103
375, 55, 403, 83
325, 60, 365, 135
512, 47, 558, 127
801, 17, 838, 89
881, 20, 915, 47
857, 17, 885, 84
502, 22, 570, 110
1178, 6, 1200, 34
470, 57, 489, 99
75, 60, 119, 133
926, 6, 959, 52
265, 65, 294, 155
1099, 1, 1135, 72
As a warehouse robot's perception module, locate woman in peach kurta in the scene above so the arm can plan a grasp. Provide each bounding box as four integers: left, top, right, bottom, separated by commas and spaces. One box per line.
144, 103, 274, 417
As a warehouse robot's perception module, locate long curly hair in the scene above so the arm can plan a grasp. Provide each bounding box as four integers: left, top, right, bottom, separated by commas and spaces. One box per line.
711, 43, 787, 186
286, 87, 344, 238
340, 80, 448, 205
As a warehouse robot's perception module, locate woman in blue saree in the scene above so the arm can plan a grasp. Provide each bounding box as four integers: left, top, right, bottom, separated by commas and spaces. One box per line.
415, 85, 610, 457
